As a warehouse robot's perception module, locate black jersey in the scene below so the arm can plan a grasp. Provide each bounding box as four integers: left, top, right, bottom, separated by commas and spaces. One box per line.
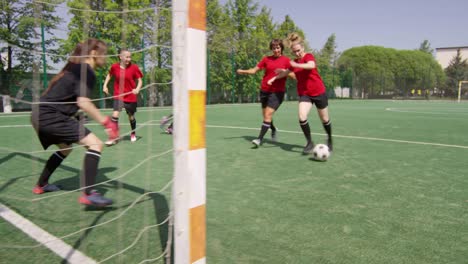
39, 63, 96, 118
31, 63, 96, 149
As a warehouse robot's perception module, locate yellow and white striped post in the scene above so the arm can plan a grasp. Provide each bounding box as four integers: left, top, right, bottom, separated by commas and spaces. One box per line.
172, 0, 206, 263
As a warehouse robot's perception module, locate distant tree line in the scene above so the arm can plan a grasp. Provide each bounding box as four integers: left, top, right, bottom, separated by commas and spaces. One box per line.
1, 0, 468, 105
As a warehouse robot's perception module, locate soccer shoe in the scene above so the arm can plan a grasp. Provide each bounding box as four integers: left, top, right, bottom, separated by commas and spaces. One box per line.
271, 129, 278, 142
302, 141, 315, 154
105, 138, 119, 146
79, 190, 113, 207
130, 133, 137, 142
32, 184, 61, 194
160, 116, 171, 130
165, 127, 173, 134
251, 138, 262, 147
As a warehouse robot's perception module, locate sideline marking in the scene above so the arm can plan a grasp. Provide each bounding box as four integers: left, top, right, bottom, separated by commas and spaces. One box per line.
0, 203, 96, 264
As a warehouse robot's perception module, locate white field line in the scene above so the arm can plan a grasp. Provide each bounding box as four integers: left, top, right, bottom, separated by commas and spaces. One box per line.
206, 124, 468, 149
0, 203, 96, 264
1, 123, 467, 149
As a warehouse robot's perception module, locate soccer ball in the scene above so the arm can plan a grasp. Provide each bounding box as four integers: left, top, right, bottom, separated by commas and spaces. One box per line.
312, 144, 330, 161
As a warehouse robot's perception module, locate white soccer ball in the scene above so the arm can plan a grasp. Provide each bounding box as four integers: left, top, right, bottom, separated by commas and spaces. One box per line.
312, 144, 330, 161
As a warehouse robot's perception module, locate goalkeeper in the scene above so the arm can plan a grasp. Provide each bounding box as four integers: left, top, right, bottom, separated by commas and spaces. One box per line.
30, 38, 118, 207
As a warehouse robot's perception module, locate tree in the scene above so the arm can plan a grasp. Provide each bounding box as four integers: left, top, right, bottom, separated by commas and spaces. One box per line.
337, 46, 444, 98
444, 49, 468, 96
63, 0, 172, 106
0, 0, 61, 95
418, 40, 434, 55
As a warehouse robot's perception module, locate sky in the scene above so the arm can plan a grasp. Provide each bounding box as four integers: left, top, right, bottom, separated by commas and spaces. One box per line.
219, 0, 468, 52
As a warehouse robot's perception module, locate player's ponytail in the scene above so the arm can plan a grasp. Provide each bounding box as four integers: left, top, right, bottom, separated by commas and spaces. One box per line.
286, 32, 303, 48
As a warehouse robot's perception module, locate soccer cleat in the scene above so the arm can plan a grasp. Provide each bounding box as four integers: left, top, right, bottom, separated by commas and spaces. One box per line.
33, 184, 61, 194
130, 133, 137, 142
160, 116, 172, 131
105, 138, 119, 146
251, 138, 262, 147
302, 141, 315, 154
271, 129, 278, 142
165, 127, 173, 134
79, 190, 113, 207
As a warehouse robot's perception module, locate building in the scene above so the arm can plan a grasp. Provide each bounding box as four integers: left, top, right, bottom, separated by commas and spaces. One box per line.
435, 46, 468, 69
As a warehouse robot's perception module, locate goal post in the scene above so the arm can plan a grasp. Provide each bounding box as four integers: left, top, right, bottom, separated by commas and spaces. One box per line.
172, 1, 207, 264
458, 81, 468, 103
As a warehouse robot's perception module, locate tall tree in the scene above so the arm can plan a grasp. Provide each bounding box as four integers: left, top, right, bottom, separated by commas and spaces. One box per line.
63, 0, 171, 106
444, 49, 468, 96
0, 0, 61, 94
418, 40, 434, 55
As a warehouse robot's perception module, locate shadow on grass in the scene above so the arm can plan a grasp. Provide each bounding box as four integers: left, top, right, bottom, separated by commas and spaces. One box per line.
225, 135, 305, 154
0, 151, 170, 261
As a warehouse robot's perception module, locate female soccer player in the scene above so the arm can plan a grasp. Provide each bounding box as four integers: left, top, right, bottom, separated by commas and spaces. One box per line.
103, 49, 143, 143
237, 39, 291, 147
31, 38, 118, 206
268, 33, 333, 154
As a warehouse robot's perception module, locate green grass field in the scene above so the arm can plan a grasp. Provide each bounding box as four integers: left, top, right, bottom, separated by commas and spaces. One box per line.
1, 100, 468, 264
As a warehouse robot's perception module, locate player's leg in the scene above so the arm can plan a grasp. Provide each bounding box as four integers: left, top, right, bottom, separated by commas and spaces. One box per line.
125, 102, 137, 142
78, 132, 112, 206
270, 92, 285, 141
298, 96, 314, 154
314, 93, 333, 151
252, 91, 273, 147
33, 143, 72, 194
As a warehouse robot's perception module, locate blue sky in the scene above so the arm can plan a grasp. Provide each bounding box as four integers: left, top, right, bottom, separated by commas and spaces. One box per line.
220, 0, 468, 52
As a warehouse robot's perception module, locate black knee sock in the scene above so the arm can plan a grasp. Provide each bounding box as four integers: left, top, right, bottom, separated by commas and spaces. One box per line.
323, 120, 332, 138
270, 120, 276, 132
258, 121, 271, 140
81, 150, 101, 195
130, 118, 136, 133
37, 151, 66, 186
299, 119, 312, 143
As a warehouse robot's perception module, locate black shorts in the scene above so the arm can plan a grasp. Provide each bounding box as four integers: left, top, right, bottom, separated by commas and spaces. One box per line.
260, 91, 285, 110
298, 93, 328, 109
31, 112, 91, 149
113, 100, 137, 115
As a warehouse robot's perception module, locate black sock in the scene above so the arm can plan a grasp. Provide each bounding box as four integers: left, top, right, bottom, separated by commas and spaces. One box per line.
270, 120, 276, 132
81, 150, 101, 195
299, 119, 312, 143
37, 152, 66, 186
323, 120, 332, 138
258, 121, 271, 140
130, 118, 136, 133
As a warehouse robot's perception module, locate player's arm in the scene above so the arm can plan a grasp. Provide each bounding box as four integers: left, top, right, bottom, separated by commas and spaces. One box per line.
102, 74, 111, 95
267, 69, 291, 85
236, 66, 260, 75
77, 97, 107, 124
133, 78, 143, 94
290, 60, 315, 70
77, 96, 119, 139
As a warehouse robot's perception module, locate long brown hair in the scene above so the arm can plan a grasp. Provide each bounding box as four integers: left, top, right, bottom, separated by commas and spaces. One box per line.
44, 38, 107, 95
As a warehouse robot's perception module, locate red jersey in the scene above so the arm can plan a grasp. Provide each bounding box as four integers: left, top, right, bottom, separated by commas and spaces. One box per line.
257, 55, 290, 92
290, 53, 326, 96
109, 63, 143, 102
